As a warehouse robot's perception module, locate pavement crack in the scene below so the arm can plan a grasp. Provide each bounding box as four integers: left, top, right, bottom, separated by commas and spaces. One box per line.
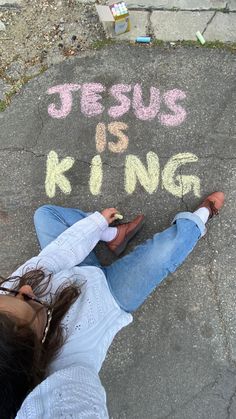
146, 8, 154, 38
226, 385, 236, 419
225, 2, 230, 13
197, 155, 236, 162
0, 147, 45, 157
202, 11, 217, 35
205, 234, 233, 366
128, 6, 232, 12
72, 157, 124, 169
0, 150, 235, 165
0, 149, 124, 168
33, 80, 45, 149
74, 158, 94, 167
159, 374, 222, 419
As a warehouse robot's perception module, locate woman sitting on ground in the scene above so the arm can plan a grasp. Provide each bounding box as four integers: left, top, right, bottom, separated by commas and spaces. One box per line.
0, 192, 224, 418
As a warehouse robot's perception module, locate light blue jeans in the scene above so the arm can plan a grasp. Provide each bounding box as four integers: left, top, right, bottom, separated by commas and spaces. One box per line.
33, 205, 205, 312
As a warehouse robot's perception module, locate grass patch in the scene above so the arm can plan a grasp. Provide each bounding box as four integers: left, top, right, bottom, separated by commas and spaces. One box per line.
0, 84, 25, 111
152, 39, 166, 47
91, 38, 116, 49
152, 39, 236, 52
204, 40, 236, 50
91, 37, 236, 53
0, 100, 7, 112
0, 65, 48, 111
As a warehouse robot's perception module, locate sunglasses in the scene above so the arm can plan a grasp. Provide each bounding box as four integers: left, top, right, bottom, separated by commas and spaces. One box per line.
0, 286, 53, 344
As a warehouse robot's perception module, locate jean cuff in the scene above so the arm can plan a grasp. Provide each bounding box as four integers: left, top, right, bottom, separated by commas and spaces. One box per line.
172, 211, 206, 238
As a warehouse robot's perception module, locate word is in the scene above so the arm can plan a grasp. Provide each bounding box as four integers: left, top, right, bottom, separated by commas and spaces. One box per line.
95, 121, 129, 153
45, 151, 200, 198
47, 83, 187, 126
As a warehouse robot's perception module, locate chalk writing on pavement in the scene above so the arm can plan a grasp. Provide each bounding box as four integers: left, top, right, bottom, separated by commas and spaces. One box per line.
45, 83, 200, 199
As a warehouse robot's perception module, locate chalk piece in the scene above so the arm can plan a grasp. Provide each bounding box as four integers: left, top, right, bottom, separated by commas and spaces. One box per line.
114, 213, 123, 220
136, 36, 151, 43
196, 31, 205, 45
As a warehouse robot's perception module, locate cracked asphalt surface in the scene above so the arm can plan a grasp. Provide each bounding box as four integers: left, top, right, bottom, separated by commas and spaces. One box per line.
0, 44, 236, 418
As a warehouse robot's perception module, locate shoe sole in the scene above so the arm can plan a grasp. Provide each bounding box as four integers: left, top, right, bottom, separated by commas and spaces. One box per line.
113, 218, 145, 256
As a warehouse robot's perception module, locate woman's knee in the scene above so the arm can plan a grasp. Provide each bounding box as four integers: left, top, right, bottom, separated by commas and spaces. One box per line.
33, 205, 55, 227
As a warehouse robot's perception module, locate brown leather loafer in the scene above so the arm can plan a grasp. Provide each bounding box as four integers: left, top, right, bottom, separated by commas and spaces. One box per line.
107, 214, 145, 256
196, 191, 225, 219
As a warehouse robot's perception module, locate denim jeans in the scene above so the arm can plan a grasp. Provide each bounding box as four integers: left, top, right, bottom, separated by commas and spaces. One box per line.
33, 205, 205, 312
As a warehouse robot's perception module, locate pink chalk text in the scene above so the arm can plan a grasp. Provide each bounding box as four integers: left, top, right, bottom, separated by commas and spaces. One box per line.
48, 84, 81, 119
47, 83, 187, 126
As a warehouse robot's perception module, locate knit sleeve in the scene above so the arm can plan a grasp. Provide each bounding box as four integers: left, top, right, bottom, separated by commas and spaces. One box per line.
9, 212, 108, 278
15, 364, 109, 418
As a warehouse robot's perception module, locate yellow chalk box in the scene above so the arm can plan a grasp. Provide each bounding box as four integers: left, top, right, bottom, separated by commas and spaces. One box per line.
110, 1, 130, 35
96, 1, 130, 36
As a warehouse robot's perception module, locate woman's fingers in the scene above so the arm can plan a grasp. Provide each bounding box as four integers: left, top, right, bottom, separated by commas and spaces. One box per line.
101, 208, 120, 224
108, 207, 118, 214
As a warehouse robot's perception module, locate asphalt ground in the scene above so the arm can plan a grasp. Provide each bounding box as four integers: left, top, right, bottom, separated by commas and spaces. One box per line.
0, 45, 236, 418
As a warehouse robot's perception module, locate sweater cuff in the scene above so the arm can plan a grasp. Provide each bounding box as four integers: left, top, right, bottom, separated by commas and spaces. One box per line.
91, 211, 109, 231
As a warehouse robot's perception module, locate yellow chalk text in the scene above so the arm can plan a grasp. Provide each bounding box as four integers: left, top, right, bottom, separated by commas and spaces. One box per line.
89, 155, 103, 195
45, 150, 75, 198
125, 152, 160, 194
162, 153, 200, 198
45, 150, 200, 198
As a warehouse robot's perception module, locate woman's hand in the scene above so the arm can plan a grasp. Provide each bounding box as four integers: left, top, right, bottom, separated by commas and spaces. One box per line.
101, 208, 119, 225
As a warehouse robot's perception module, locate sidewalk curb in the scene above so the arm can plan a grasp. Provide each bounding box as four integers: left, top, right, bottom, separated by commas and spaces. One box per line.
111, 9, 236, 43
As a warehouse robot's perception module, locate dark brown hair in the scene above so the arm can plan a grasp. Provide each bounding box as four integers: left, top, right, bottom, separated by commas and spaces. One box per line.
0, 268, 81, 419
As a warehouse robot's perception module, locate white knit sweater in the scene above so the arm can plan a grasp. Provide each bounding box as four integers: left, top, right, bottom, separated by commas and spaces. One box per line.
1, 212, 133, 418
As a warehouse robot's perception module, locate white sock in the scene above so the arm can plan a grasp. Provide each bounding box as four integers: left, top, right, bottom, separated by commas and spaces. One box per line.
100, 227, 118, 242
193, 207, 210, 224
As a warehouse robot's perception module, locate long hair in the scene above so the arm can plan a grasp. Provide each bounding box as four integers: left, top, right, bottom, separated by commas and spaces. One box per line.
0, 268, 81, 419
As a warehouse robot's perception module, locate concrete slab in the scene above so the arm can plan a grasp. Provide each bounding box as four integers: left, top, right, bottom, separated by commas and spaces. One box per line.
151, 11, 214, 41
0, 45, 236, 418
204, 13, 236, 42
228, 0, 236, 11
127, 0, 227, 10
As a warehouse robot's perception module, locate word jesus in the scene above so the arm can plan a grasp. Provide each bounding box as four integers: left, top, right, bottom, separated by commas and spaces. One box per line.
47, 83, 187, 126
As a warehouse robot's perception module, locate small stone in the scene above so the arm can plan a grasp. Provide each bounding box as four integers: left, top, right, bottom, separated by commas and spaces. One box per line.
71, 35, 77, 41
25, 63, 43, 78
6, 60, 24, 80
40, 50, 48, 61
0, 20, 6, 31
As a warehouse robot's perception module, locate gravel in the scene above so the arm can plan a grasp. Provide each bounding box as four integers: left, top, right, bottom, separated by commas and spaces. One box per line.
0, 0, 106, 91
